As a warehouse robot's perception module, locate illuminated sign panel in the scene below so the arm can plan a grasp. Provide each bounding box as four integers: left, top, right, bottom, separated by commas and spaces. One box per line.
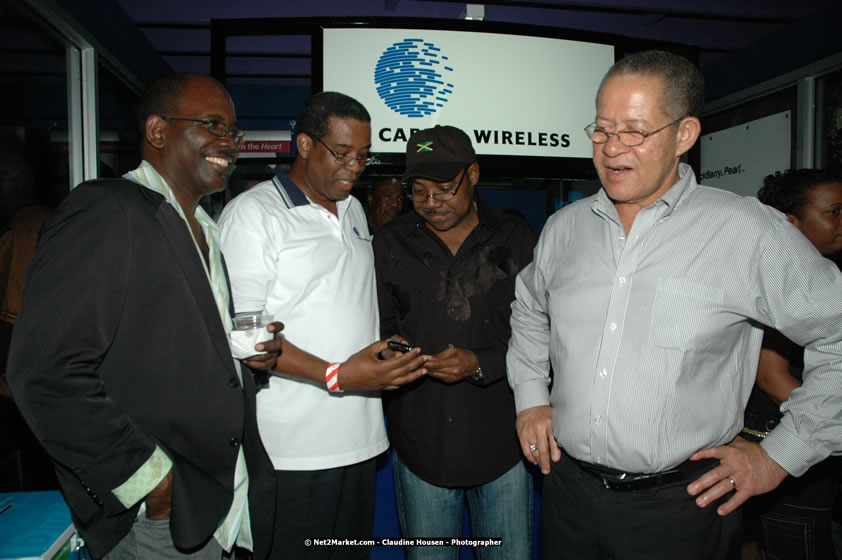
324, 27, 614, 158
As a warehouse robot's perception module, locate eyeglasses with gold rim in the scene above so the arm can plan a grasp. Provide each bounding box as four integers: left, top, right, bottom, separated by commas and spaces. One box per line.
584, 116, 686, 147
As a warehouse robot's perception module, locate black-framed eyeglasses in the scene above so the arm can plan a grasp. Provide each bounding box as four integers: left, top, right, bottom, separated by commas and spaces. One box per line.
314, 136, 376, 167
164, 117, 245, 144
584, 116, 686, 147
406, 166, 469, 203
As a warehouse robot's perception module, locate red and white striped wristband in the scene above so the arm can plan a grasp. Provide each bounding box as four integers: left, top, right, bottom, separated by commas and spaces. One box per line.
325, 362, 342, 392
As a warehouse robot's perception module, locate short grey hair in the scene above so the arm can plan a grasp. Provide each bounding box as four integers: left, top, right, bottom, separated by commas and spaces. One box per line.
596, 50, 704, 119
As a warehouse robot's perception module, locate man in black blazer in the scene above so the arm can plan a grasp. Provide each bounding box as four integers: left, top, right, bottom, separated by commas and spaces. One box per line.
7, 73, 278, 559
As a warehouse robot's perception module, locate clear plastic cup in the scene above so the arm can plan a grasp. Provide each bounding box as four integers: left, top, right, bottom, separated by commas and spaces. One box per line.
230, 312, 274, 357
233, 312, 274, 332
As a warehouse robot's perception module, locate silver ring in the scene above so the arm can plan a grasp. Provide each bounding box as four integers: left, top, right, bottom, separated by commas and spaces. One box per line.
529, 443, 537, 452
728, 478, 737, 489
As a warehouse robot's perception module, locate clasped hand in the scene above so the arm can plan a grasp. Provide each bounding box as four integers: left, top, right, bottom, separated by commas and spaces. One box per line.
242, 321, 284, 370
423, 347, 480, 383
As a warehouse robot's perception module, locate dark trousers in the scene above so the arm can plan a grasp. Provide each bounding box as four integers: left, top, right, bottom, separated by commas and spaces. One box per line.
542, 453, 741, 560
103, 517, 224, 560
269, 457, 376, 560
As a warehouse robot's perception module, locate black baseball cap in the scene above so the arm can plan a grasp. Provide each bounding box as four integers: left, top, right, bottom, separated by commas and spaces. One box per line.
402, 125, 476, 183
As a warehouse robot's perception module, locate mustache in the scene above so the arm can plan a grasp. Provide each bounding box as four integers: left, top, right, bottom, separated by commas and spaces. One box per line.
204, 148, 240, 161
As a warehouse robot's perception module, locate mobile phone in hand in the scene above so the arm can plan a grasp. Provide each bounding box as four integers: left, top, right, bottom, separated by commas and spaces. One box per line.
387, 341, 414, 353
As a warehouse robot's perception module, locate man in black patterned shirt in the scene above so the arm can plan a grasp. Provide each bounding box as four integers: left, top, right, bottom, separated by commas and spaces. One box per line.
374, 125, 538, 560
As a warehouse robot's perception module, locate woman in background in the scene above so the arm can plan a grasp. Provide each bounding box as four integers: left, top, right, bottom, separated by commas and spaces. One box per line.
743, 168, 842, 560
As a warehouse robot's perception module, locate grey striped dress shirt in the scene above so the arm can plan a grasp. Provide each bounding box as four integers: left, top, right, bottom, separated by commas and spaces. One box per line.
507, 163, 842, 476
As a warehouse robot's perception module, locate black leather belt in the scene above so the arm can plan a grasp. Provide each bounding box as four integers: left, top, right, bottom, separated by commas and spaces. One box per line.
568, 455, 718, 492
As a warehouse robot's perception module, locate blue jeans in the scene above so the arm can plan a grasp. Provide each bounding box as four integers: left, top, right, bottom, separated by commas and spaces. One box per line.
392, 451, 532, 560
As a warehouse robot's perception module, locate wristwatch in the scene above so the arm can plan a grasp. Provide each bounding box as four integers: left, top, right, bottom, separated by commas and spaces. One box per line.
471, 366, 484, 383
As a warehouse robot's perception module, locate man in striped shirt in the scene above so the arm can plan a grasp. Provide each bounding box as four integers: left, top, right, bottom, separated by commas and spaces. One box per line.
507, 50, 842, 559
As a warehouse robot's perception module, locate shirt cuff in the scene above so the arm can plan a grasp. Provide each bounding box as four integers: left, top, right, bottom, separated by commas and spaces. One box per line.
760, 422, 825, 477
512, 378, 551, 415
112, 446, 173, 509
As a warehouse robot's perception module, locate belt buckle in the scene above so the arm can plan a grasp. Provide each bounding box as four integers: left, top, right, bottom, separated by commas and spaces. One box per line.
599, 473, 619, 490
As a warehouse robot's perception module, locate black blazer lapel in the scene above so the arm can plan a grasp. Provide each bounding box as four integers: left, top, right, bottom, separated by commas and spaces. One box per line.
154, 202, 237, 376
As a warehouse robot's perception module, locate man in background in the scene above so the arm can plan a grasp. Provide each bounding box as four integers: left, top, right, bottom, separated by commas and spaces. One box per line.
0, 135, 54, 492
366, 176, 403, 233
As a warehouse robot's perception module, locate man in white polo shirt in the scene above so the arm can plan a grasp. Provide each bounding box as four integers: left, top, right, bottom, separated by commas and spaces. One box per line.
219, 91, 425, 559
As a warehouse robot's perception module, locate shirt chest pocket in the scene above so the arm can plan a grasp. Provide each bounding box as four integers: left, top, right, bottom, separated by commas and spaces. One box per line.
649, 277, 724, 350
